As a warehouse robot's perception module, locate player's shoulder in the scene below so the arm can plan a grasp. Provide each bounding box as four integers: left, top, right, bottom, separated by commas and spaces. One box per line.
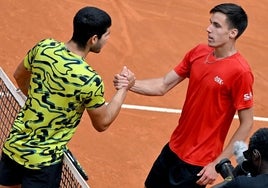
186, 43, 213, 59
189, 43, 213, 54
231, 52, 252, 72
194, 43, 212, 50
37, 38, 61, 46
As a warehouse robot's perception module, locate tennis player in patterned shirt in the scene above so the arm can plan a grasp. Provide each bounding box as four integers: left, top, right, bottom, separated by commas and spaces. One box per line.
0, 6, 135, 188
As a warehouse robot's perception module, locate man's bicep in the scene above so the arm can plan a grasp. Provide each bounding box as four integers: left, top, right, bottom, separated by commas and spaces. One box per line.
163, 70, 185, 91
86, 104, 108, 132
238, 107, 253, 125
13, 61, 31, 95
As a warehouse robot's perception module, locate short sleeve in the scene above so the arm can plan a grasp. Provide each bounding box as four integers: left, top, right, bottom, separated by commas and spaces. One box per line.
173, 49, 192, 78
81, 74, 106, 110
232, 71, 254, 110
23, 41, 43, 71
173, 44, 213, 78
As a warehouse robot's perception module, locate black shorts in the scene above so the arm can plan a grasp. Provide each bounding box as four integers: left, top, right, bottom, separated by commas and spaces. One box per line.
145, 143, 206, 188
0, 152, 63, 188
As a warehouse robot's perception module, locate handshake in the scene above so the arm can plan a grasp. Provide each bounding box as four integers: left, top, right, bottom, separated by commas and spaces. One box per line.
113, 66, 136, 90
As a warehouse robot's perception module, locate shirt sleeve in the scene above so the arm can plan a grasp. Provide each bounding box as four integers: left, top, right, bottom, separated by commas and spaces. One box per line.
232, 71, 254, 110
81, 74, 106, 110
173, 44, 212, 78
23, 41, 42, 71
173, 48, 192, 78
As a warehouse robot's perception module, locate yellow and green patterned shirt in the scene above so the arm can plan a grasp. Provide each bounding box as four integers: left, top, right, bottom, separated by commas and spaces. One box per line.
3, 38, 105, 169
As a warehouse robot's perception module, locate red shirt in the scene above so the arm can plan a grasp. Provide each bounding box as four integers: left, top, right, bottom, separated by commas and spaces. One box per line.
169, 44, 254, 166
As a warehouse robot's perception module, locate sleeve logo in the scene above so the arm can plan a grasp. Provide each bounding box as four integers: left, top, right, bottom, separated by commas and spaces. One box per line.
243, 92, 253, 101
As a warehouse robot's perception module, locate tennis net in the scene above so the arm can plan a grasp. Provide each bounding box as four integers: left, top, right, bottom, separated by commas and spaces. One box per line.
0, 67, 89, 188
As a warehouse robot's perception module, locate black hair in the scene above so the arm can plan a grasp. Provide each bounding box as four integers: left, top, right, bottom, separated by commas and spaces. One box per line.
71, 6, 112, 48
210, 3, 248, 39
249, 128, 268, 161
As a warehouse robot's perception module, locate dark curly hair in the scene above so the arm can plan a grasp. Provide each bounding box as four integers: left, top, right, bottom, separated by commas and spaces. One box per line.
248, 128, 268, 160
71, 6, 112, 49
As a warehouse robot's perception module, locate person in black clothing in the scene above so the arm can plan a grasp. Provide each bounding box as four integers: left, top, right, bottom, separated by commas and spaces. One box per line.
220, 127, 268, 188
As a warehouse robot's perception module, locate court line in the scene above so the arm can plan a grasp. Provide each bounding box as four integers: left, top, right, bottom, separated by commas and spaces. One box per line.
121, 104, 268, 122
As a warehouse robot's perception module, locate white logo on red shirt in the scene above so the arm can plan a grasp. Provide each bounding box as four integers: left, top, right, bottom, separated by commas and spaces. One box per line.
214, 76, 224, 85
244, 92, 253, 101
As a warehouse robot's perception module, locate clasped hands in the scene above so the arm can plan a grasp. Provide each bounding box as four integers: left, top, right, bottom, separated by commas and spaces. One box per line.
113, 66, 135, 90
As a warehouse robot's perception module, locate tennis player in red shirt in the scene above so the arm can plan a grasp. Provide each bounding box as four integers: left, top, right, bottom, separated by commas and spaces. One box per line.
114, 3, 253, 188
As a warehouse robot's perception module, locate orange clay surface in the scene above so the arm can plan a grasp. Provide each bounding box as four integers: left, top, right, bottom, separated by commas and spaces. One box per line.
0, 0, 268, 187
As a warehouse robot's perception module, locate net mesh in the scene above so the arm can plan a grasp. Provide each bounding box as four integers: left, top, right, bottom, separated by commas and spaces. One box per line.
0, 68, 89, 188
0, 79, 22, 152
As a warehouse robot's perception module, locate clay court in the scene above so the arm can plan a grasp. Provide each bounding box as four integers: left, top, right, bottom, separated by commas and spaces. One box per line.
0, 0, 268, 187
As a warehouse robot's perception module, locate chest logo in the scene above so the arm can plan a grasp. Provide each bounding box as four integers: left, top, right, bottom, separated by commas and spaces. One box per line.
214, 76, 224, 85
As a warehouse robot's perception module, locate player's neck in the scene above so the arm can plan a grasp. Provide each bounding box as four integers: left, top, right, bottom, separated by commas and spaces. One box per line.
214, 44, 237, 59
65, 40, 88, 59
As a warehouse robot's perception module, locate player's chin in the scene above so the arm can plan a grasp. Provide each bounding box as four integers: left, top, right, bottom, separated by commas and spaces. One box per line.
207, 42, 216, 48
207, 39, 216, 46
91, 49, 101, 53
89, 46, 102, 53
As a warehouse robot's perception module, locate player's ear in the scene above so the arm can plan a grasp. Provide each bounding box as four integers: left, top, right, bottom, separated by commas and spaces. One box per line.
88, 34, 98, 45
252, 149, 261, 160
229, 28, 238, 39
